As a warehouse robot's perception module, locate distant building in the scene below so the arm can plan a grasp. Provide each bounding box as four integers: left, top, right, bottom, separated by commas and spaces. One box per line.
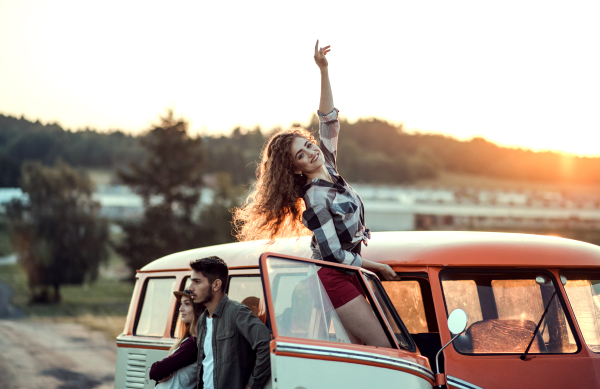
3, 184, 600, 232
0, 186, 214, 221
352, 184, 600, 232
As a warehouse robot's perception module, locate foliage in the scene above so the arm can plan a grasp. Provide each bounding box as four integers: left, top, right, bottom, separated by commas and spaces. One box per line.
329, 117, 438, 183
3, 111, 600, 187
116, 111, 244, 273
116, 111, 204, 271
198, 173, 246, 246
0, 114, 144, 187
5, 160, 109, 303
202, 126, 266, 185
0, 214, 12, 256
116, 112, 246, 273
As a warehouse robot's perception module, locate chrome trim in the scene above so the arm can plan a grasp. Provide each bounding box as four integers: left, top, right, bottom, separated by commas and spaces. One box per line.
116, 335, 174, 349
447, 375, 484, 389
275, 341, 434, 381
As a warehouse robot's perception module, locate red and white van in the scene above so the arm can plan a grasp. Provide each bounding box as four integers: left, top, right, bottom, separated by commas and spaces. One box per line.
114, 231, 600, 388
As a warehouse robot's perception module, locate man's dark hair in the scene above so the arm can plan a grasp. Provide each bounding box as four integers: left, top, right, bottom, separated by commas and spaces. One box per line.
190, 256, 229, 292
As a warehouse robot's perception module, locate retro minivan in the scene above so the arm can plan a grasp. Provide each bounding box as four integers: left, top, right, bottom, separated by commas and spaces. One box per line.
114, 231, 600, 388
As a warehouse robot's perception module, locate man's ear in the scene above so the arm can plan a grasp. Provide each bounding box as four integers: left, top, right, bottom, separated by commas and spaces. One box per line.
213, 278, 222, 292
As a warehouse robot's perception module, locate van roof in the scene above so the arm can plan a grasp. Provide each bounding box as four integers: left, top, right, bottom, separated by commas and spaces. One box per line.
140, 231, 600, 272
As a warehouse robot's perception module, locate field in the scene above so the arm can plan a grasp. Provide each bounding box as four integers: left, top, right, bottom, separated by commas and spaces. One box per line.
0, 244, 134, 340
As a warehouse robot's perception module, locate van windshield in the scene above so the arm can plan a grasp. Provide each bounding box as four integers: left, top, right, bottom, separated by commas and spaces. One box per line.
561, 271, 600, 353
264, 256, 411, 350
441, 269, 578, 354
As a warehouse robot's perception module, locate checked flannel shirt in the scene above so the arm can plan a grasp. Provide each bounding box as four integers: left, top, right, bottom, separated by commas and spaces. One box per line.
301, 108, 369, 268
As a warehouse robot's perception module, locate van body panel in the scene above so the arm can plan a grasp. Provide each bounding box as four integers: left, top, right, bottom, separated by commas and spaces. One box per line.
271, 354, 432, 389
115, 346, 170, 389
139, 232, 600, 273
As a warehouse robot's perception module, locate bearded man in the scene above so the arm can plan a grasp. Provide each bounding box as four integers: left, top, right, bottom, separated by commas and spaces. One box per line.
188, 256, 271, 389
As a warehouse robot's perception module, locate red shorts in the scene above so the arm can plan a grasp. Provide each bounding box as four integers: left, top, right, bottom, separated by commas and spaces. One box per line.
318, 266, 366, 309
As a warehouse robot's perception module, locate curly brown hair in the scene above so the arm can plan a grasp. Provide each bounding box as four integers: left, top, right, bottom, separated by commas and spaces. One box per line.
233, 127, 316, 242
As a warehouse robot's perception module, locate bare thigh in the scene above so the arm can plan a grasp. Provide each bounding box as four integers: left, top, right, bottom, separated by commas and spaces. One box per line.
335, 295, 391, 348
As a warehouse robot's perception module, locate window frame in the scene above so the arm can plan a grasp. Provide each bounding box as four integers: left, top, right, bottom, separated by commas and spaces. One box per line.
363, 272, 416, 351
439, 268, 581, 356
258, 253, 415, 352
382, 274, 439, 334
559, 269, 600, 354
134, 276, 176, 337
170, 276, 192, 338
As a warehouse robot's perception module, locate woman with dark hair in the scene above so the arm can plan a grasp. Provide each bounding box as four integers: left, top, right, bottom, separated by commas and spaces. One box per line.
149, 290, 202, 388
233, 41, 398, 347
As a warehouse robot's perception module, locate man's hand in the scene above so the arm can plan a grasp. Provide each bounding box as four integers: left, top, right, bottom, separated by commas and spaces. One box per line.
314, 40, 330, 69
158, 373, 173, 383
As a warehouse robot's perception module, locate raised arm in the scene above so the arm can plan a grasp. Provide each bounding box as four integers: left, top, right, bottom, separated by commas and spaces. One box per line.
314, 40, 334, 114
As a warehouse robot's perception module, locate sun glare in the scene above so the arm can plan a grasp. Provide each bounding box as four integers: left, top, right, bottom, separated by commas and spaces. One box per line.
0, 1, 599, 156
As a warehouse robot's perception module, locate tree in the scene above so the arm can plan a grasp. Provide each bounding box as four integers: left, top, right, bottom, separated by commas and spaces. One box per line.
116, 111, 206, 272
6, 160, 108, 303
198, 173, 246, 246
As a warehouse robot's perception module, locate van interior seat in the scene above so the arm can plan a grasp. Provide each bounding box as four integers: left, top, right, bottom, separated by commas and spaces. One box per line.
467, 319, 547, 354
241, 296, 267, 325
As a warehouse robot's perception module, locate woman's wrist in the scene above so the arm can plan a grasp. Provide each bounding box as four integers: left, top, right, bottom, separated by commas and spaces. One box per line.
319, 66, 329, 75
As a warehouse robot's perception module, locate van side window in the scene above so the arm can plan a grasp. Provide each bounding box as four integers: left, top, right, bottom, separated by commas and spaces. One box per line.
561, 271, 600, 353
383, 280, 429, 334
228, 276, 265, 321
135, 277, 176, 337
441, 270, 578, 355
172, 277, 196, 338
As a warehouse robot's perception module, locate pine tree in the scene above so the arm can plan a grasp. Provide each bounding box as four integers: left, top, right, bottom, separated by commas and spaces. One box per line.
116, 111, 206, 272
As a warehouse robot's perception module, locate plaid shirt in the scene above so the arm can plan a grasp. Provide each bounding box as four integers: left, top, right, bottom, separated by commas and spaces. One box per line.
301, 108, 369, 267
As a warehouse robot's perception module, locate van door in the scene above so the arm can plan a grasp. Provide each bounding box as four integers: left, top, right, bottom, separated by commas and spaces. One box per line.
382, 271, 443, 373
433, 268, 585, 389
258, 252, 435, 389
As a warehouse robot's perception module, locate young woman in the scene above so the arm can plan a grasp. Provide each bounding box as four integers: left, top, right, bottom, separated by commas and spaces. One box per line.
149, 290, 202, 388
233, 41, 398, 347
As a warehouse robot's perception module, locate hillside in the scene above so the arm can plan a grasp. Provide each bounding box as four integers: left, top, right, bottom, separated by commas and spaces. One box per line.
2, 112, 600, 188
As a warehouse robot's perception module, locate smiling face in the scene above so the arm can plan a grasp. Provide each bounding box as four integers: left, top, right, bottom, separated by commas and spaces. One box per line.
188, 270, 214, 305
289, 136, 325, 175
179, 295, 195, 324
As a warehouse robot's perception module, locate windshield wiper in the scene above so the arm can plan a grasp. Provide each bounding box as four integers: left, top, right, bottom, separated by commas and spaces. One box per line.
520, 291, 557, 360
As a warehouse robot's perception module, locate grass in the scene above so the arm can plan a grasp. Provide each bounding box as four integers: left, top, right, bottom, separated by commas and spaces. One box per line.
0, 261, 134, 340
0, 214, 13, 256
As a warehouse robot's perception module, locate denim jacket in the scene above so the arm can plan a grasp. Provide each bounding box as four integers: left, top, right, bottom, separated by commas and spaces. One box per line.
196, 294, 271, 389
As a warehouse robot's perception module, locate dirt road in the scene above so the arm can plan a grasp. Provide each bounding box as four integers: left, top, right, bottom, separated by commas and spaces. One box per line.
0, 319, 117, 389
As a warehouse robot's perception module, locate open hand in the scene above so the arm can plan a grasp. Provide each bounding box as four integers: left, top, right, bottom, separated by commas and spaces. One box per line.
314, 40, 331, 69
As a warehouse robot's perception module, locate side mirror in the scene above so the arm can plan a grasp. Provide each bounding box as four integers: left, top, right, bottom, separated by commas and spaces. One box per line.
447, 309, 468, 335
435, 309, 469, 387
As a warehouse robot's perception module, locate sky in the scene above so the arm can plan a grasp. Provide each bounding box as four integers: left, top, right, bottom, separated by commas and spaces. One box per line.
1, 1, 599, 156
